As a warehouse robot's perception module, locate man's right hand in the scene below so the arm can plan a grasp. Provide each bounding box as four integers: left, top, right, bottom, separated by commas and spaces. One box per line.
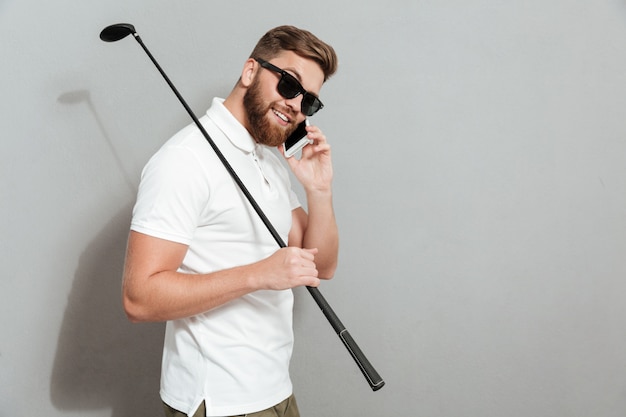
255, 247, 320, 291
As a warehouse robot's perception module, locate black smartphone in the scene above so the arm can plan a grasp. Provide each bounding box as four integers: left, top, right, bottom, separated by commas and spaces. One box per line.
283, 119, 312, 158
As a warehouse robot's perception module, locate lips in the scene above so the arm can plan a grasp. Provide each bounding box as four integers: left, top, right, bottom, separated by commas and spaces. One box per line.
273, 109, 290, 124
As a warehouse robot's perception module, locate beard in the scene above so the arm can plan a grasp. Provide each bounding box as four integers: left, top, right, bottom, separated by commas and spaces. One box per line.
243, 76, 296, 147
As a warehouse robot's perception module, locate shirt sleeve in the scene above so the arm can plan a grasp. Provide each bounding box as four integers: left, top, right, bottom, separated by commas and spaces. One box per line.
130, 144, 210, 245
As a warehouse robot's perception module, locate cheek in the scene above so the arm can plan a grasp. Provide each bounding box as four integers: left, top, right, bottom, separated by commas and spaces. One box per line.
255, 74, 280, 102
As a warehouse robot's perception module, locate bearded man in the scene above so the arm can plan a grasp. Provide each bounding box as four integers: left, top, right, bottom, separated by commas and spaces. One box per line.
121, 25, 339, 417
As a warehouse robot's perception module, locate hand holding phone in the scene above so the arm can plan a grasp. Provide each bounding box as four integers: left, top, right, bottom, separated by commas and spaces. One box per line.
283, 119, 313, 158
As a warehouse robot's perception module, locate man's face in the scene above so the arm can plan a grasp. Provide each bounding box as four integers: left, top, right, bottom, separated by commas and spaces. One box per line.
243, 51, 324, 147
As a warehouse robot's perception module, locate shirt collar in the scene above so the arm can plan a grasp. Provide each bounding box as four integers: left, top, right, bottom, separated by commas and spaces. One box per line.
205, 97, 256, 153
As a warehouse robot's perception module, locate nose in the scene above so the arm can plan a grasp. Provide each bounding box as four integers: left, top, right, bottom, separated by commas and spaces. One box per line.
284, 94, 304, 115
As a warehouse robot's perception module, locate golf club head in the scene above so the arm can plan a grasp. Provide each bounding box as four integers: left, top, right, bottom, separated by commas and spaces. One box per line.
100, 23, 136, 42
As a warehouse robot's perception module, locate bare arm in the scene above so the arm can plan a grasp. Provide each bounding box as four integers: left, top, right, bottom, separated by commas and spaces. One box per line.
122, 231, 320, 322
285, 124, 339, 279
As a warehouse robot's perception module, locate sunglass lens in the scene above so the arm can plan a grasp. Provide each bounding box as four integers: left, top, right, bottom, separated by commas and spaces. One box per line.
301, 97, 315, 116
277, 73, 323, 116
278, 74, 301, 99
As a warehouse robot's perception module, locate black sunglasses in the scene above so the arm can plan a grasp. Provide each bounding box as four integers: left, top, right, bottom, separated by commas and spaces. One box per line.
254, 58, 324, 116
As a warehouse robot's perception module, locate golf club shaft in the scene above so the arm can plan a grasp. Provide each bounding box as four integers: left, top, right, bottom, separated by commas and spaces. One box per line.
120, 29, 384, 391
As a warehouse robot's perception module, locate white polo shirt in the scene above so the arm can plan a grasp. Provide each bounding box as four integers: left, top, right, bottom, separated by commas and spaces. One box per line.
131, 98, 300, 417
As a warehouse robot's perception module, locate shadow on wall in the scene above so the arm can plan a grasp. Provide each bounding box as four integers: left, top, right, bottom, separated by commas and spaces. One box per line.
50, 203, 165, 416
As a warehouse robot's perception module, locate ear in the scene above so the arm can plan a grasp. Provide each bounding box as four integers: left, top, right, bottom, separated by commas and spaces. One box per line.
240, 58, 257, 88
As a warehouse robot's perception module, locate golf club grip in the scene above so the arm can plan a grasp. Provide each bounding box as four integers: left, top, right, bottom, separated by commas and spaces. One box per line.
307, 286, 385, 391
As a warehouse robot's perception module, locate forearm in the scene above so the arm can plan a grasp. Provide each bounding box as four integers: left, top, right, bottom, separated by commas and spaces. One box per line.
122, 231, 321, 322
123, 264, 258, 322
284, 123, 338, 277
302, 190, 338, 278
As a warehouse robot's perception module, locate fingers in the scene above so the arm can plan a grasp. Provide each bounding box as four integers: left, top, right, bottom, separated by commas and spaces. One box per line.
284, 247, 317, 274
281, 247, 320, 288
304, 125, 330, 154
300, 248, 321, 287
256, 247, 321, 290
300, 247, 318, 260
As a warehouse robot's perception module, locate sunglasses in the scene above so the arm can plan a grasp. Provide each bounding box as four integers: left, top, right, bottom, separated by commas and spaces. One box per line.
254, 58, 324, 116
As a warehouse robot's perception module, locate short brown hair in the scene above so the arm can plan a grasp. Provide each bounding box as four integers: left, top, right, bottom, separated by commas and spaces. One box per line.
250, 25, 338, 82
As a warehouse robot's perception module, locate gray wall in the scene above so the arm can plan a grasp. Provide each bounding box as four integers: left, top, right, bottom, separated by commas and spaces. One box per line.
2, 1, 626, 416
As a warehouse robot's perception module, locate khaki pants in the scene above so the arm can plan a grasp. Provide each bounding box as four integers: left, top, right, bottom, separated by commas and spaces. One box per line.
163, 394, 300, 417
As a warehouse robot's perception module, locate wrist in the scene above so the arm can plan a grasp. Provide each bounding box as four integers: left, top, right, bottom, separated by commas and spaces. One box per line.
305, 187, 333, 200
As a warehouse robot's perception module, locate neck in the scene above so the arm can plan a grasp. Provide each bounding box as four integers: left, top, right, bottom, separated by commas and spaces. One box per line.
223, 89, 250, 133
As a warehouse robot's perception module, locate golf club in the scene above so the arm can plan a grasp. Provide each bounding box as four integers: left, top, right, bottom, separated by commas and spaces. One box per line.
100, 23, 384, 391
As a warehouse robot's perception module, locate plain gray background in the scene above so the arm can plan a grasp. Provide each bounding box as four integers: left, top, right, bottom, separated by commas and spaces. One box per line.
2, 1, 626, 416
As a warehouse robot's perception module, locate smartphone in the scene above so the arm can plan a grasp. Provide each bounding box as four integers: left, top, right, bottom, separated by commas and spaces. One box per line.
283, 119, 312, 158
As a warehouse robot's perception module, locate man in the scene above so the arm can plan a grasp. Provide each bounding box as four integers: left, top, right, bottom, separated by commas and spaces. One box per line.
122, 25, 339, 417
